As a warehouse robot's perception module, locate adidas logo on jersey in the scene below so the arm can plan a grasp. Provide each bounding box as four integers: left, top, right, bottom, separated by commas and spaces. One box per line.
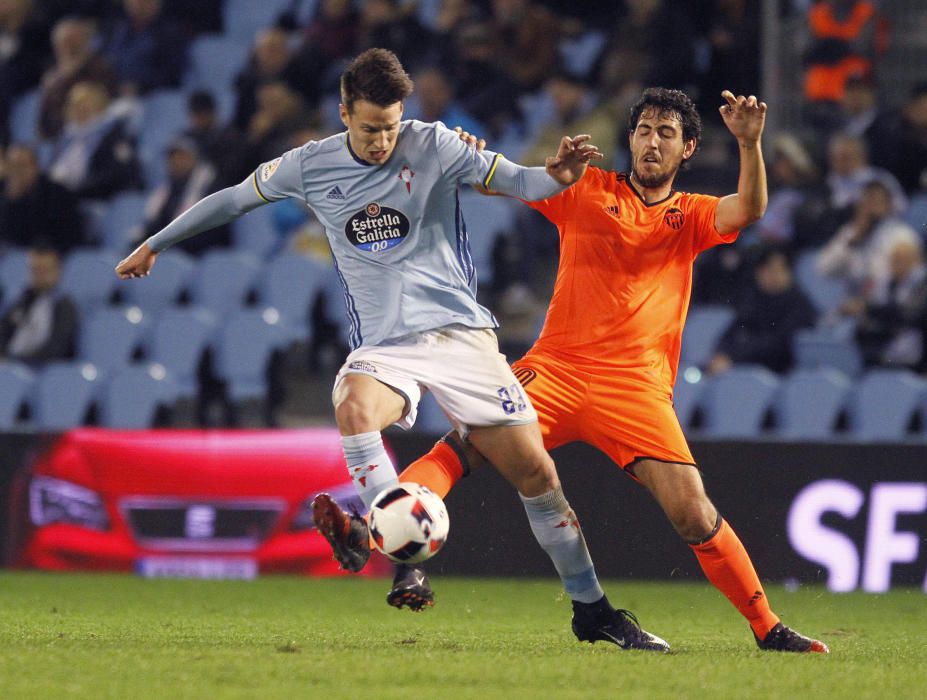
327, 185, 346, 200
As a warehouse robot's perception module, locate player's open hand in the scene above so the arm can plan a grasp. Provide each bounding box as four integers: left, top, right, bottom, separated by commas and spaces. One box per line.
545, 134, 602, 186
454, 126, 486, 152
719, 90, 767, 144
115, 242, 158, 279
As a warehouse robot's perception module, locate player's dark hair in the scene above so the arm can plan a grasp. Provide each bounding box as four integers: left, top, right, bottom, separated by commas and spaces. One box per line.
340, 48, 414, 113
628, 88, 702, 157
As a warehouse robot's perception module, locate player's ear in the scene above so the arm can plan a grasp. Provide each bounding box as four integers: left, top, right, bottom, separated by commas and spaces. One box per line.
682, 138, 696, 160
338, 103, 350, 128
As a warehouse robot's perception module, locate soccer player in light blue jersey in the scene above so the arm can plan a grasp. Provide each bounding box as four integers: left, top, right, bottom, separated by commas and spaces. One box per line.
116, 49, 669, 651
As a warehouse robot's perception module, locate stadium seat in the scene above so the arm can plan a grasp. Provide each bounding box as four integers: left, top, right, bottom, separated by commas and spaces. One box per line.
793, 327, 863, 377
232, 204, 284, 259
188, 249, 262, 316
680, 305, 735, 368
147, 306, 218, 397
223, 0, 294, 39
32, 362, 100, 429
257, 253, 328, 343
78, 307, 149, 372
119, 249, 195, 315
411, 393, 452, 435
97, 364, 178, 428
773, 368, 852, 439
183, 35, 251, 93
10, 89, 40, 143
0, 248, 30, 312
59, 248, 121, 313
96, 192, 148, 253
0, 362, 35, 428
902, 192, 927, 232
457, 189, 518, 283
138, 90, 189, 186
213, 308, 288, 401
795, 249, 848, 315
672, 371, 708, 430
845, 369, 927, 441
699, 365, 780, 438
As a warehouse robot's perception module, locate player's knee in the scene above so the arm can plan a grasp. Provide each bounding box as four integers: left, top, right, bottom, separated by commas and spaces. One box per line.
515, 455, 560, 498
334, 394, 380, 433
669, 500, 718, 542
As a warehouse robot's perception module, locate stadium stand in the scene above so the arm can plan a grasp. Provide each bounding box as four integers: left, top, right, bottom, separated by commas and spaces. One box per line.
212, 308, 287, 403
680, 305, 736, 369
31, 362, 100, 430
188, 249, 262, 316
0, 362, 34, 428
97, 364, 178, 428
793, 327, 864, 377
699, 365, 781, 438
118, 249, 195, 315
146, 306, 218, 398
96, 192, 149, 253
673, 373, 707, 431
773, 368, 852, 440
257, 252, 327, 343
845, 368, 927, 441
0, 248, 30, 313
58, 248, 120, 313
77, 307, 149, 373
412, 393, 453, 435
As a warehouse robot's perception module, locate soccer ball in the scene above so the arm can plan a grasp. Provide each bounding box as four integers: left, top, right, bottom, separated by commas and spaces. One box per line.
368, 483, 450, 564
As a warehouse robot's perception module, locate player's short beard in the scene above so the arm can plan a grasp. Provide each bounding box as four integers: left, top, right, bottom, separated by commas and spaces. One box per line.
632, 166, 675, 188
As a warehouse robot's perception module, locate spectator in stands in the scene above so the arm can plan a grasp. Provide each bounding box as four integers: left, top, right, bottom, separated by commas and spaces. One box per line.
105, 0, 187, 96
849, 238, 927, 369
826, 132, 906, 213
0, 0, 49, 145
357, 0, 429, 73
234, 27, 312, 131
597, 0, 696, 95
883, 83, 927, 195
443, 21, 521, 139
695, 0, 761, 118
817, 180, 920, 298
134, 135, 228, 255
301, 0, 358, 72
488, 0, 561, 93
520, 71, 618, 168
752, 134, 820, 249
39, 16, 117, 140
244, 81, 313, 165
708, 247, 816, 375
409, 66, 485, 139
0, 144, 85, 252
838, 74, 893, 165
802, 0, 887, 130
0, 245, 78, 364
185, 91, 247, 187
47, 80, 142, 200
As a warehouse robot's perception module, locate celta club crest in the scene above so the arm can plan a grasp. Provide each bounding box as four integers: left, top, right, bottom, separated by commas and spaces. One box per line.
664, 207, 685, 230
398, 165, 414, 193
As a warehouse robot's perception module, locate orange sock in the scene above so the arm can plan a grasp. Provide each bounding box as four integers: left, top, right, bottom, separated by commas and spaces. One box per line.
398, 440, 466, 499
690, 518, 780, 639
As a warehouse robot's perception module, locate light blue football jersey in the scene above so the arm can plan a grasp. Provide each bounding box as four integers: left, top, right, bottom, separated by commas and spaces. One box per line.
253, 120, 503, 349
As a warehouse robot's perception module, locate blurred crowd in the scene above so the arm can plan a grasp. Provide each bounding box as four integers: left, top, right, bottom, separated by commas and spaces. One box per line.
1, 0, 925, 383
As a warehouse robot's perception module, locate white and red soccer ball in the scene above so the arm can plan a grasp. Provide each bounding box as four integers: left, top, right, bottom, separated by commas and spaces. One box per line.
369, 483, 449, 564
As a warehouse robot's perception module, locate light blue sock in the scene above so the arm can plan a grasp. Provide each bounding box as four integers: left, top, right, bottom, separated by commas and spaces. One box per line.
341, 431, 399, 508
520, 487, 605, 604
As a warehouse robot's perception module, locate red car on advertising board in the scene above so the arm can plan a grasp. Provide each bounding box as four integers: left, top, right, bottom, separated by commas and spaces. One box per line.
12, 428, 390, 579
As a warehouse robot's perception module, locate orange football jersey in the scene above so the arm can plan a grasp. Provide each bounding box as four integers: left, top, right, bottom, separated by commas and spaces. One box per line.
525, 166, 738, 389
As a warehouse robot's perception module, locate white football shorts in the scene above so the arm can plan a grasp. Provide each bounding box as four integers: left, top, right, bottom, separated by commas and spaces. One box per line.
333, 325, 537, 436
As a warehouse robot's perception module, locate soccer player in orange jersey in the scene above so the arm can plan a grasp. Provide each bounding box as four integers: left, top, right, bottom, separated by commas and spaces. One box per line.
318, 87, 829, 653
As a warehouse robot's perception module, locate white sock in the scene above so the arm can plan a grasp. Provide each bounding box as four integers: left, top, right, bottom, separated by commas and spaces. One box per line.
520, 487, 605, 604
342, 431, 399, 509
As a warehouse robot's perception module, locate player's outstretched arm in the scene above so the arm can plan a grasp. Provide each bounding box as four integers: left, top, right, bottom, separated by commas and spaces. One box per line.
715, 90, 768, 235
115, 176, 266, 279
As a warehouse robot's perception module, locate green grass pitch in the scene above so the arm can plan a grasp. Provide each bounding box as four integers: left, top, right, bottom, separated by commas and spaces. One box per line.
0, 573, 924, 699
